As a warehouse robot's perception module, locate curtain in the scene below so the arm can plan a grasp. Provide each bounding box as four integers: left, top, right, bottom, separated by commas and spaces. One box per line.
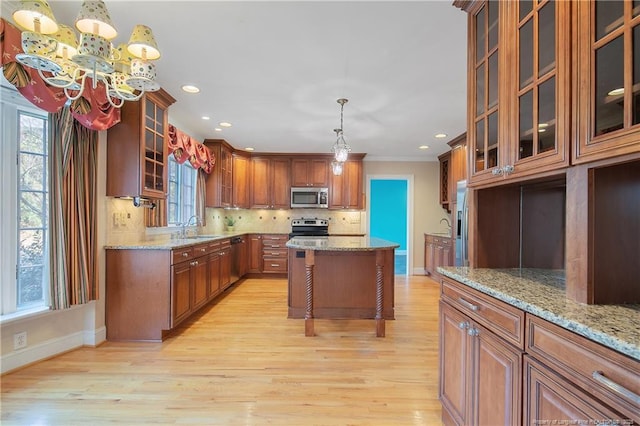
196, 170, 207, 226
49, 107, 98, 310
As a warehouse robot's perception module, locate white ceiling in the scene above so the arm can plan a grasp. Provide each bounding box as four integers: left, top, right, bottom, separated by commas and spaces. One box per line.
1, 1, 469, 161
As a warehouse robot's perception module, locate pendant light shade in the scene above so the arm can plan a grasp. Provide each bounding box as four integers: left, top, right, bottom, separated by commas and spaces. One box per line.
12, 0, 59, 34
75, 0, 118, 40
331, 98, 352, 168
127, 25, 160, 60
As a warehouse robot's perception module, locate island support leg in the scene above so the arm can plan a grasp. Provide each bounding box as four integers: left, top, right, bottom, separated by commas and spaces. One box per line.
375, 250, 385, 337
304, 249, 315, 336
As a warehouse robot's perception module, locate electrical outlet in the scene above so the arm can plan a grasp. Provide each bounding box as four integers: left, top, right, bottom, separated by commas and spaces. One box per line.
14, 331, 27, 350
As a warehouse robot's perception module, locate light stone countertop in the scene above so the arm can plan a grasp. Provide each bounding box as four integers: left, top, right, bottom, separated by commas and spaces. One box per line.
438, 266, 640, 361
104, 231, 287, 250
286, 236, 399, 251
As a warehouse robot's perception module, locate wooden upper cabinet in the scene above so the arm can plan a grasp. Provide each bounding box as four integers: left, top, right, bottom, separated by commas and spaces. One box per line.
329, 158, 364, 210
290, 158, 329, 187
250, 156, 291, 209
203, 139, 234, 208
448, 132, 467, 204
438, 151, 451, 211
574, 0, 640, 163
232, 153, 250, 208
107, 89, 176, 198
462, 0, 570, 187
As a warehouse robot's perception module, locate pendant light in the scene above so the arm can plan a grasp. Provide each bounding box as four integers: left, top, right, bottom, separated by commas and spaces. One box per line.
331, 98, 351, 163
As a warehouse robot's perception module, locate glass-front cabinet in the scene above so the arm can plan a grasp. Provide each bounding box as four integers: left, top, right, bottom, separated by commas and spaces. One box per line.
462, 0, 570, 187
143, 97, 168, 197
575, 0, 640, 162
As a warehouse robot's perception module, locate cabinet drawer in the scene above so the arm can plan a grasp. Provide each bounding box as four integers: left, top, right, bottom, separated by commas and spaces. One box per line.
192, 243, 210, 257
526, 315, 640, 421
262, 248, 287, 258
172, 247, 193, 264
263, 257, 287, 272
441, 278, 525, 349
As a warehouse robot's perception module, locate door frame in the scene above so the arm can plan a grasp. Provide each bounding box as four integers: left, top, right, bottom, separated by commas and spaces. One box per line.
365, 174, 414, 275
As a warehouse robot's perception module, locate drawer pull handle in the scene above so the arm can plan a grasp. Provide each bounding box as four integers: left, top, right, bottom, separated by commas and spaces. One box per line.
271, 264, 280, 267
458, 321, 469, 330
200, 248, 206, 252
458, 297, 479, 311
190, 261, 198, 266
270, 245, 281, 248
592, 371, 640, 404
182, 252, 189, 257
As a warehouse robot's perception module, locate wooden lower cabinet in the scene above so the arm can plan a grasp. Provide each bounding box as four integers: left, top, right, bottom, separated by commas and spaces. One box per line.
439, 301, 522, 426
106, 238, 234, 342
248, 234, 263, 273
261, 234, 288, 274
523, 356, 622, 426
425, 234, 453, 279
440, 276, 640, 426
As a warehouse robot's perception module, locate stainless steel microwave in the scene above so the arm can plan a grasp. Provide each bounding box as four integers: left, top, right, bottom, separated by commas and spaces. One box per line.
290, 187, 329, 208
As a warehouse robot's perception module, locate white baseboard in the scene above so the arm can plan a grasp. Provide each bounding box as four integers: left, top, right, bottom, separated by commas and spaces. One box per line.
84, 326, 107, 347
1, 327, 105, 374
412, 267, 427, 275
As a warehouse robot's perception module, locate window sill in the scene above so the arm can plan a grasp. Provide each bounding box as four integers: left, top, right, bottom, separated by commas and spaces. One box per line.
0, 306, 52, 325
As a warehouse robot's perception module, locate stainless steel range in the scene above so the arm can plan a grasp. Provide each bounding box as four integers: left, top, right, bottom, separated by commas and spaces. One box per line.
289, 218, 329, 238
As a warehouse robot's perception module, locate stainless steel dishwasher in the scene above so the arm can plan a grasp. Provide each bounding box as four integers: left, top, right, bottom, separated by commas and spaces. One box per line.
229, 236, 244, 283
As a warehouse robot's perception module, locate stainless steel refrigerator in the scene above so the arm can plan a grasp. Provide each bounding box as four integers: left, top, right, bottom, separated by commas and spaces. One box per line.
455, 180, 468, 267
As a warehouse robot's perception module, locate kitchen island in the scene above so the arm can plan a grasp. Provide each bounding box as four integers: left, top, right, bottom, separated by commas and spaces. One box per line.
286, 236, 399, 337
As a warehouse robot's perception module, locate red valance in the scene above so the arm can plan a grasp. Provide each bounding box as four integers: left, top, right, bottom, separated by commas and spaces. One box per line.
168, 124, 215, 174
1, 18, 120, 131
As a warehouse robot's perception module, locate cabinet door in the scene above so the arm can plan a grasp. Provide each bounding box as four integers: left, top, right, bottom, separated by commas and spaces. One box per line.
220, 248, 231, 290
523, 356, 622, 426
232, 154, 250, 208
439, 152, 451, 210
291, 158, 329, 187
425, 237, 435, 276
510, 0, 570, 177
329, 160, 363, 209
470, 321, 522, 426
271, 158, 291, 208
440, 301, 471, 426
221, 146, 233, 207
575, 0, 640, 163
171, 261, 192, 327
468, 0, 503, 184
209, 252, 221, 298
248, 234, 263, 273
449, 138, 467, 203
251, 157, 271, 208
191, 255, 209, 310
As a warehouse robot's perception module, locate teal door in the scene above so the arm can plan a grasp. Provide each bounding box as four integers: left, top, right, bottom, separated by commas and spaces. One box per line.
370, 179, 408, 275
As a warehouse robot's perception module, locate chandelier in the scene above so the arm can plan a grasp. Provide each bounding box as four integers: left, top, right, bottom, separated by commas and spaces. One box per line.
12, 0, 161, 108
331, 98, 351, 175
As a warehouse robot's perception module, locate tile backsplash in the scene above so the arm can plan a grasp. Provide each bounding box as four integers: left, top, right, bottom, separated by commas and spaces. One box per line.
105, 198, 365, 245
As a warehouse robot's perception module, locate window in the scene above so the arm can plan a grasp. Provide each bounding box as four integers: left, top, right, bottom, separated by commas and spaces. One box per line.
167, 155, 197, 226
1, 85, 50, 316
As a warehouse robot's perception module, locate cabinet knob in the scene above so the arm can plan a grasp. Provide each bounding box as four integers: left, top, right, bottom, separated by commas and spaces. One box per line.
190, 261, 198, 266
458, 321, 469, 330
467, 327, 479, 337
182, 252, 189, 257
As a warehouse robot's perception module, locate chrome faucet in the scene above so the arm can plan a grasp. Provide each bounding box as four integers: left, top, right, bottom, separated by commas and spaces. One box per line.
440, 217, 451, 229
180, 215, 201, 238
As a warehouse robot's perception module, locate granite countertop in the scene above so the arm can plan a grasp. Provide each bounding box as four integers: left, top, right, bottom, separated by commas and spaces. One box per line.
286, 236, 400, 251
438, 266, 640, 362
104, 231, 251, 250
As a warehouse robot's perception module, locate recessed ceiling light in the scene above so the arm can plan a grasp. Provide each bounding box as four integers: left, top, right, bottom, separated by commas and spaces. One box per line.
182, 85, 200, 94
202, 116, 210, 120
538, 128, 547, 133
608, 87, 624, 96
538, 123, 548, 128
219, 122, 232, 128
245, 147, 255, 152
214, 128, 222, 132
419, 145, 430, 150
434, 133, 447, 139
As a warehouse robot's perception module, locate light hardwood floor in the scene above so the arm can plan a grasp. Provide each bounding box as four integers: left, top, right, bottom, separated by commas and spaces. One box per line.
1, 275, 443, 425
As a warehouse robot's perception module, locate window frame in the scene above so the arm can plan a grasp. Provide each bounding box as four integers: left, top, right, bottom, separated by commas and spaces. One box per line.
167, 155, 197, 226
0, 84, 51, 316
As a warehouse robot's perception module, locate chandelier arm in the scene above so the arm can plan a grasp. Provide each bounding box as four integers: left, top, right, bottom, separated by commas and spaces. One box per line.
105, 90, 125, 109
64, 74, 88, 101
